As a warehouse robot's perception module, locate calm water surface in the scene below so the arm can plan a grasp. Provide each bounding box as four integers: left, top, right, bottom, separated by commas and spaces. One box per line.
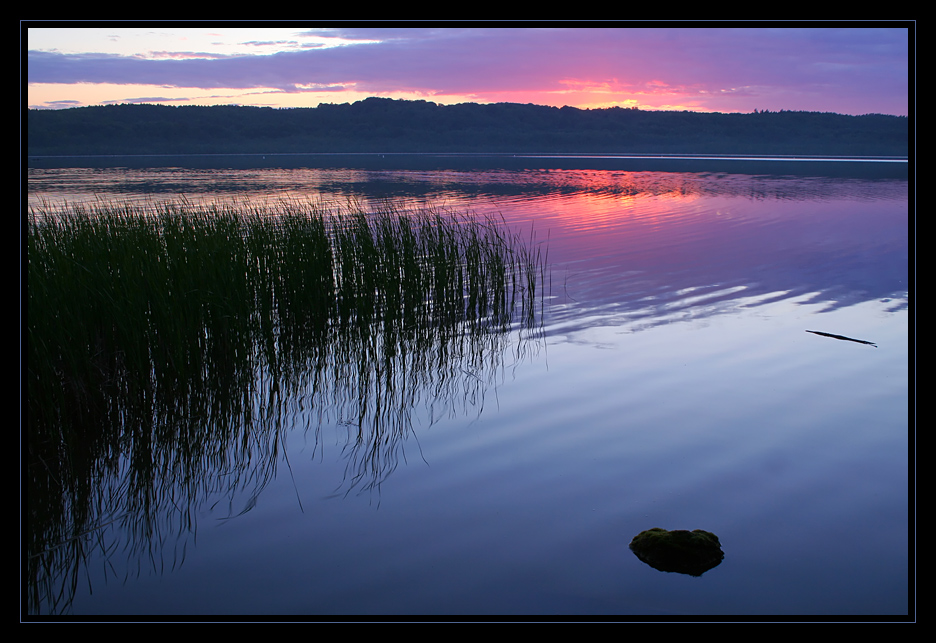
26, 157, 910, 618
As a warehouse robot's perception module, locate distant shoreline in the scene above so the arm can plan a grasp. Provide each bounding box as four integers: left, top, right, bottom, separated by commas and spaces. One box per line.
27, 99, 909, 158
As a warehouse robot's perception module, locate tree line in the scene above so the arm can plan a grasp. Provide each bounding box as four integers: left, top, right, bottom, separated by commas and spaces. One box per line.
26, 97, 909, 157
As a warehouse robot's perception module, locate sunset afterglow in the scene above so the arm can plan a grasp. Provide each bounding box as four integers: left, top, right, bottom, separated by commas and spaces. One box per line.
25, 26, 910, 115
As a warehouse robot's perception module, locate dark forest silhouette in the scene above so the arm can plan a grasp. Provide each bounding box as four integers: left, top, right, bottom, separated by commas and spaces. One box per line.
27, 97, 908, 157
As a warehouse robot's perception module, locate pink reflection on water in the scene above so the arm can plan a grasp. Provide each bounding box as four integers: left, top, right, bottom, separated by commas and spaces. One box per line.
28, 166, 907, 322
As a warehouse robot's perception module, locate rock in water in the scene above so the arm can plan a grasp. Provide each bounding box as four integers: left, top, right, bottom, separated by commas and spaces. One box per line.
629, 528, 724, 576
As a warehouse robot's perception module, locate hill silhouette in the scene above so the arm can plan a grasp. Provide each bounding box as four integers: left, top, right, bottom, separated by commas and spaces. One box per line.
26, 97, 908, 157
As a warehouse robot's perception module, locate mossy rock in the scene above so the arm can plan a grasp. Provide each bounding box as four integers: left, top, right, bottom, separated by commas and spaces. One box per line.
629, 528, 724, 576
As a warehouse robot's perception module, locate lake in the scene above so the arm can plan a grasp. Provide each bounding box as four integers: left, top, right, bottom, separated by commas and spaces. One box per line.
25, 154, 910, 619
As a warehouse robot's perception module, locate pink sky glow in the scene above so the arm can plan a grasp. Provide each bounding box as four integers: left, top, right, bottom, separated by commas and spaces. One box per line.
25, 25, 911, 115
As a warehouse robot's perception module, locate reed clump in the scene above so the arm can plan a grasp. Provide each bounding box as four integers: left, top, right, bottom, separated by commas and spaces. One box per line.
27, 197, 546, 614
27, 197, 543, 419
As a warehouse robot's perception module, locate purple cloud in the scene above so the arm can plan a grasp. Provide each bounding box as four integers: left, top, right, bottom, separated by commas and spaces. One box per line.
27, 27, 909, 114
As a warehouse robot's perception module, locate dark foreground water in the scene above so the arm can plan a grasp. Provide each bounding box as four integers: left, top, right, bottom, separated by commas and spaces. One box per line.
25, 155, 910, 619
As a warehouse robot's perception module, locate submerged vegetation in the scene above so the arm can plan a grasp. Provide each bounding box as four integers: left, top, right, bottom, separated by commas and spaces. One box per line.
26, 197, 546, 614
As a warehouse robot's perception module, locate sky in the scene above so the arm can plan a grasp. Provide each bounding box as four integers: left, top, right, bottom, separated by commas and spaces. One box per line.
24, 25, 911, 115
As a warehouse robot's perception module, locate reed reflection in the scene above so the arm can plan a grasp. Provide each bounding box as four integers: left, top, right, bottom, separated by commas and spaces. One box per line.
26, 198, 545, 615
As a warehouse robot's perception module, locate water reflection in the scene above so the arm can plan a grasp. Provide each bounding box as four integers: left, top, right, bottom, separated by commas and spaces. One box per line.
27, 165, 909, 209
27, 167, 908, 333
28, 292, 542, 615
26, 202, 544, 615
25, 162, 908, 616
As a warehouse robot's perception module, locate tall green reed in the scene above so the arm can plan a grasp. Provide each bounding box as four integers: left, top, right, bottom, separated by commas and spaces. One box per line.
27, 196, 546, 614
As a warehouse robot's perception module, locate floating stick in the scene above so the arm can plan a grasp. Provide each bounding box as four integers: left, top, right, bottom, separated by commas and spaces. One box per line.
806, 330, 877, 347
